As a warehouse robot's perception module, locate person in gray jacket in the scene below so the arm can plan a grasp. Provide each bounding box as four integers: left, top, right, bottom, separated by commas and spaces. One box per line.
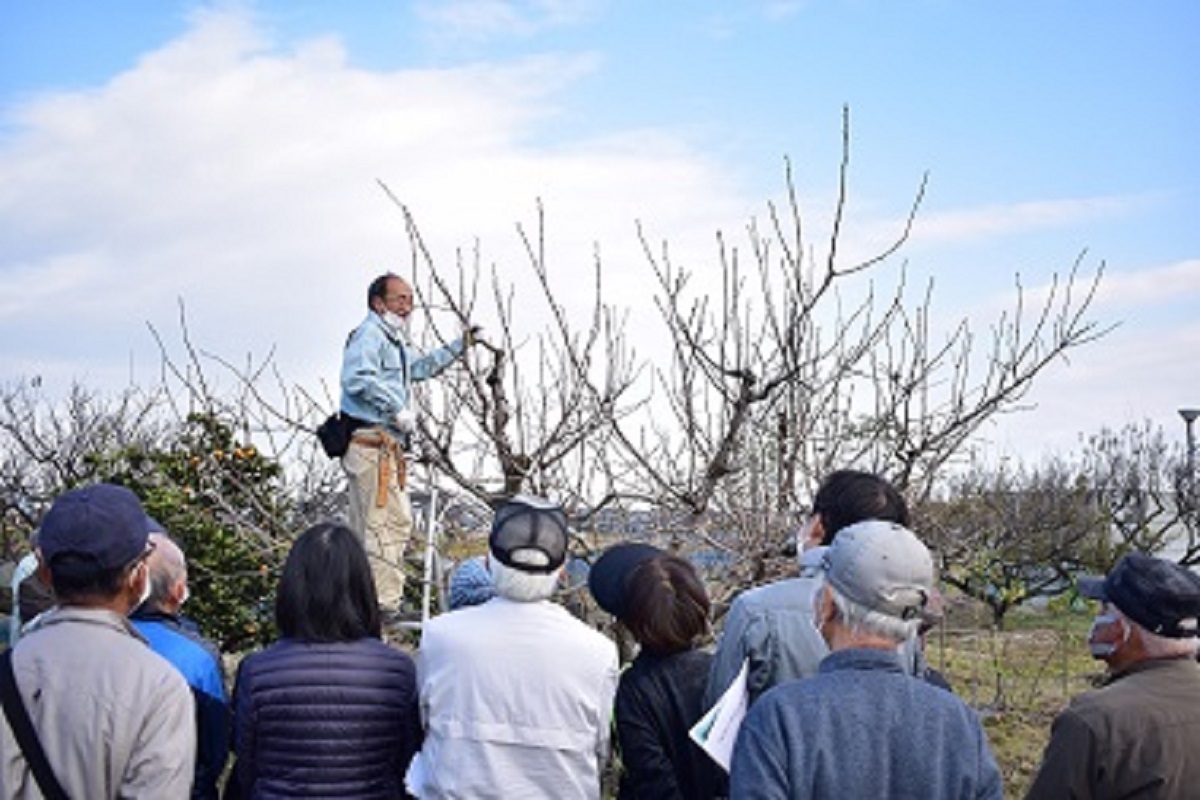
730, 520, 1002, 799
0, 483, 196, 799
705, 469, 911, 708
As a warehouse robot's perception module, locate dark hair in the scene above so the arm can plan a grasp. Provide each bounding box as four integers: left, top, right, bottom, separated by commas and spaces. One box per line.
49, 556, 130, 601
367, 273, 401, 310
622, 554, 710, 656
275, 522, 381, 642
812, 470, 909, 546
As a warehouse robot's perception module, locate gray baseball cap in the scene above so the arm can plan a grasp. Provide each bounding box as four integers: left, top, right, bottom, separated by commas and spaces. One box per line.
823, 519, 933, 620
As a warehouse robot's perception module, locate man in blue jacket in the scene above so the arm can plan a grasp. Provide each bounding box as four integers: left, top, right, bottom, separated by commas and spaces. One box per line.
706, 469, 914, 708
730, 520, 1003, 799
339, 273, 478, 617
131, 529, 229, 800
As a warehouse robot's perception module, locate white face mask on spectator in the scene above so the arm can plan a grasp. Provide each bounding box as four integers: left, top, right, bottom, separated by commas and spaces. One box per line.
1088, 612, 1129, 658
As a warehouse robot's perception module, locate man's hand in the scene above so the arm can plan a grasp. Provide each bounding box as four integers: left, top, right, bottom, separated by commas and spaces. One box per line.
465, 324, 484, 348
393, 408, 417, 433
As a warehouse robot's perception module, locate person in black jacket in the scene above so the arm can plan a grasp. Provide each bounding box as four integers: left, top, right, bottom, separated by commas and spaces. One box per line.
589, 542, 727, 800
230, 522, 422, 798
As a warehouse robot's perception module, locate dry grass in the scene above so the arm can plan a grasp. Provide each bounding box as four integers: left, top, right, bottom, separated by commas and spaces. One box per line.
925, 602, 1102, 798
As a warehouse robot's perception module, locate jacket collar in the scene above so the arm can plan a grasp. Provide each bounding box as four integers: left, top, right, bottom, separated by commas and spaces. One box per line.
30, 605, 149, 644
1104, 653, 1200, 686
820, 646, 906, 676
367, 310, 406, 344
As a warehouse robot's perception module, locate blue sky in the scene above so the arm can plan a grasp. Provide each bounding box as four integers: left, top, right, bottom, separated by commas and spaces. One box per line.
1, 0, 1197, 461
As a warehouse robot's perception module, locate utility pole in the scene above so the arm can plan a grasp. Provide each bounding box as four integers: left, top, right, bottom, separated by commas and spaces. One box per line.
1181, 408, 1199, 485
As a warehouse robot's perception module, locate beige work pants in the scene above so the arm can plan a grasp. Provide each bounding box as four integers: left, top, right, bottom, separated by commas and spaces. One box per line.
342, 429, 413, 613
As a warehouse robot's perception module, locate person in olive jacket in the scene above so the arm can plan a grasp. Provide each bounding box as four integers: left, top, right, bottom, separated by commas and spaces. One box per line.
1026, 553, 1200, 800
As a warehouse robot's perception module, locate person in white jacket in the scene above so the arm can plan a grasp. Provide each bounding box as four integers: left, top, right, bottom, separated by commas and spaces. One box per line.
411, 495, 619, 799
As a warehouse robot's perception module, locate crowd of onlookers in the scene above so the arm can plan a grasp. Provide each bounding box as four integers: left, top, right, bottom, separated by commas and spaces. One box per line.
2, 471, 1200, 799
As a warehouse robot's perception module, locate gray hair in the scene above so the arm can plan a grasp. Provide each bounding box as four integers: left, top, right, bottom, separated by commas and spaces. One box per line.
146, 532, 187, 608
1116, 606, 1200, 659
828, 581, 921, 644
488, 552, 560, 602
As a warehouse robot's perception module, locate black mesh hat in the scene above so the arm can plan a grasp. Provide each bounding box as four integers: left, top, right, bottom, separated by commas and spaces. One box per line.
489, 495, 569, 574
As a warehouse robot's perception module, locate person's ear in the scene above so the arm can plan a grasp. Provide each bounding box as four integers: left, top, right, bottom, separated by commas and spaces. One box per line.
808, 514, 827, 548
814, 584, 835, 630
129, 560, 146, 591
170, 575, 188, 606
35, 556, 53, 589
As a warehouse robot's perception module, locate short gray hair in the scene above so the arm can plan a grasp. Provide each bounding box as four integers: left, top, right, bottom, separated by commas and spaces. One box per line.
1117, 606, 1200, 659
146, 532, 187, 607
489, 553, 560, 602
829, 581, 920, 644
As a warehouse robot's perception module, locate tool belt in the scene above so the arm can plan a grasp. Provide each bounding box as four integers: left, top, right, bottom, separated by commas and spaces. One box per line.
351, 428, 407, 508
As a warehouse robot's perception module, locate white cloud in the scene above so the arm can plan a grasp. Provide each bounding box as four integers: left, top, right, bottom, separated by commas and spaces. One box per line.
0, 7, 748, 394
761, 1, 808, 22
0, 253, 103, 319
0, 5, 1191, 470
937, 254, 1199, 462
980, 317, 1200, 460
969, 257, 1199, 325
1091, 258, 1200, 310
912, 194, 1154, 246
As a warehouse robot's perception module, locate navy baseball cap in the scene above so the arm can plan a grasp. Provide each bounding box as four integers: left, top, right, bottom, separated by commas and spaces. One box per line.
1079, 553, 1200, 638
588, 542, 664, 620
39, 483, 152, 573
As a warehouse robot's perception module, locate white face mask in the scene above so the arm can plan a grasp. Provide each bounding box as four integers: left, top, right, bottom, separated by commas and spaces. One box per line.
1088, 612, 1129, 658
380, 310, 408, 333
180, 585, 190, 607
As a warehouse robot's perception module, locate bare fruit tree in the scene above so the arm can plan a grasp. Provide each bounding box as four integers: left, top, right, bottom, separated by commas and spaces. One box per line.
918, 456, 1110, 628
387, 108, 1112, 604
0, 379, 168, 549
1079, 420, 1200, 566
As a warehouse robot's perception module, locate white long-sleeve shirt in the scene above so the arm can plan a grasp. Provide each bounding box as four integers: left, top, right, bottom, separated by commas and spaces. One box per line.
414, 597, 619, 799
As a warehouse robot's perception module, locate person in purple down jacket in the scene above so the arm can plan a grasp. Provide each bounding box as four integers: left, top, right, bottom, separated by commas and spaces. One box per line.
230, 522, 423, 799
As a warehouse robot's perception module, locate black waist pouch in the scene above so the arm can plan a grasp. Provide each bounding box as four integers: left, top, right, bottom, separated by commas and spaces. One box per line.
316, 412, 366, 458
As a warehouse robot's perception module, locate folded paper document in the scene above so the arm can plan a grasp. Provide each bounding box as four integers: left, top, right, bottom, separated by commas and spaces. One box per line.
689, 658, 749, 772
